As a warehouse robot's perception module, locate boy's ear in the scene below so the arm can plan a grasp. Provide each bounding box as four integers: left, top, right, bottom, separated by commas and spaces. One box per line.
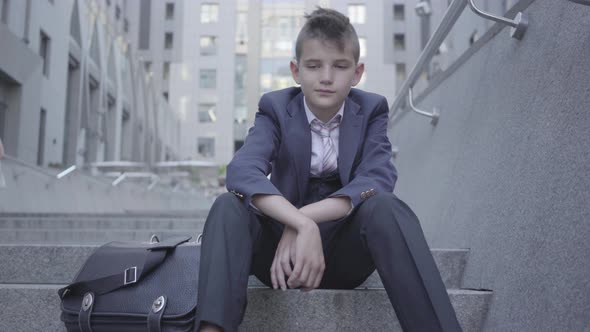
352, 62, 365, 87
290, 59, 301, 84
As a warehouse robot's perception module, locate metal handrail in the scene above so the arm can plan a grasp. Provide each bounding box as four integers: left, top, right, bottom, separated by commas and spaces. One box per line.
388, 0, 467, 127
388, 0, 528, 127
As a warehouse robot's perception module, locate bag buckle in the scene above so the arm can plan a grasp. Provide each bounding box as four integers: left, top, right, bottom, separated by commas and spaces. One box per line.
124, 266, 137, 285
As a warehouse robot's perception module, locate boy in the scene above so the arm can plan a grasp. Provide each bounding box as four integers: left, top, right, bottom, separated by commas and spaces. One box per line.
196, 8, 462, 332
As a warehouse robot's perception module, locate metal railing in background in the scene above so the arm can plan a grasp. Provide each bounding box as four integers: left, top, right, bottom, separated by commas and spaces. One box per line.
56, 165, 77, 179
92, 161, 216, 190
0, 156, 209, 193
3, 155, 60, 179
388, 0, 529, 128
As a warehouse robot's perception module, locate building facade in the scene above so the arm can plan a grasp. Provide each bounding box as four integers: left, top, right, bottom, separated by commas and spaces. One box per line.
0, 0, 182, 169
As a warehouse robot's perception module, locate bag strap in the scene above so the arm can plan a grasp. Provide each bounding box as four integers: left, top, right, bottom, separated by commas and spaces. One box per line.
58, 236, 191, 298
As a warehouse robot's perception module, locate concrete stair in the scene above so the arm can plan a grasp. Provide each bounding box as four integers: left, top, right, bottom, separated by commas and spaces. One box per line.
0, 212, 206, 244
0, 213, 493, 331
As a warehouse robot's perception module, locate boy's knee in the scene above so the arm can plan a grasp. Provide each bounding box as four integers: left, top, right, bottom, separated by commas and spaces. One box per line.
358, 193, 416, 228
359, 192, 395, 213
205, 192, 249, 230
212, 192, 243, 210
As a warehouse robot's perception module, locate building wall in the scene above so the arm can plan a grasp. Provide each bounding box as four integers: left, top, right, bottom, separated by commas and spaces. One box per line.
170, 0, 236, 165
0, 0, 180, 167
388, 0, 590, 330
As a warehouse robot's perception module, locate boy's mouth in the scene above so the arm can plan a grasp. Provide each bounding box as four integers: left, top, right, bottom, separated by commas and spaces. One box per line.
316, 89, 336, 94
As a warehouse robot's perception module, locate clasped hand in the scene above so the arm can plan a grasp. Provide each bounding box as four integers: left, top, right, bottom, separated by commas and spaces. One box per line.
270, 220, 325, 291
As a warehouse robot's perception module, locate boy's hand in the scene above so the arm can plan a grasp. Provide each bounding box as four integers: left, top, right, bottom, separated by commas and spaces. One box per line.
271, 226, 297, 290
287, 220, 325, 291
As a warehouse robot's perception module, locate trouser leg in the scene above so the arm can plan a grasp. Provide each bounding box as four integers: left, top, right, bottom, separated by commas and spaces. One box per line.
195, 193, 262, 332
321, 193, 462, 332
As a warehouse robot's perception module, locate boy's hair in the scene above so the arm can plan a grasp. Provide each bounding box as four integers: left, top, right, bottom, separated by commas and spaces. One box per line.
295, 7, 360, 63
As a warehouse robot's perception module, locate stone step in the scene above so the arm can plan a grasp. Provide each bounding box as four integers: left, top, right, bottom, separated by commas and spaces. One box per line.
0, 245, 467, 289
0, 217, 206, 230
0, 229, 201, 244
0, 211, 210, 219
0, 284, 492, 332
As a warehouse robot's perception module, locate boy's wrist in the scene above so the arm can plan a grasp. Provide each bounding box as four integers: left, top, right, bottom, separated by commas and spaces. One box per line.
294, 215, 316, 233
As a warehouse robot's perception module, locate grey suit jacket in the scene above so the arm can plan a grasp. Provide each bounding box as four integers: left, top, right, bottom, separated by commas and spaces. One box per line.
226, 87, 397, 210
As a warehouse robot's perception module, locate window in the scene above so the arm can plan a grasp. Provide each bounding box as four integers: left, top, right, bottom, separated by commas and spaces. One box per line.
393, 4, 405, 21
395, 63, 406, 82
393, 33, 405, 51
124, 18, 129, 32
163, 92, 169, 101
201, 3, 219, 23
348, 4, 366, 24
359, 37, 367, 58
197, 137, 215, 157
39, 30, 51, 77
163, 61, 170, 80
166, 3, 174, 20
1, 0, 9, 25
144, 61, 152, 73
200, 36, 217, 56
115, 5, 121, 20
164, 32, 173, 49
199, 69, 216, 89
198, 103, 216, 123
37, 109, 47, 166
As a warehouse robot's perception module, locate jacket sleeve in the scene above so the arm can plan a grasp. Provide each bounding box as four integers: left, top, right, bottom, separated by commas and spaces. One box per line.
226, 95, 284, 208
328, 97, 397, 208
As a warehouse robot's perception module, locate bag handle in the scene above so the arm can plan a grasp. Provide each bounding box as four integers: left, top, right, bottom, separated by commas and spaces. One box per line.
58, 236, 191, 298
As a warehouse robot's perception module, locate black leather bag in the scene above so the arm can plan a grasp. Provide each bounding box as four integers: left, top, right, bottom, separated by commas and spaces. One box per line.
58, 235, 201, 332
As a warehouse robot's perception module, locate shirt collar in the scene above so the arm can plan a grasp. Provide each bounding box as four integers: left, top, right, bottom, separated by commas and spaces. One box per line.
303, 97, 345, 125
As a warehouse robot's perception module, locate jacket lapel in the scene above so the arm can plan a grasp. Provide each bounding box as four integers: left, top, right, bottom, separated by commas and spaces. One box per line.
286, 92, 311, 205
338, 97, 362, 186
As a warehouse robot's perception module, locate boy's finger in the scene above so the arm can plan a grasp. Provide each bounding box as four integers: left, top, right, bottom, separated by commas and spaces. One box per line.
274, 247, 287, 290
270, 255, 278, 289
296, 263, 311, 288
289, 260, 303, 288
312, 267, 324, 289
281, 249, 293, 277
276, 262, 287, 290
281, 258, 292, 277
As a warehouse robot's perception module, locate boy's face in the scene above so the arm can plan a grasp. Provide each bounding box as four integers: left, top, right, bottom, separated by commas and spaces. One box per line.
290, 38, 364, 120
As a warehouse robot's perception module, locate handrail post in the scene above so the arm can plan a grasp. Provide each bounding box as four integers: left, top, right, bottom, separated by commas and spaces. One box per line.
408, 88, 440, 126
468, 0, 528, 39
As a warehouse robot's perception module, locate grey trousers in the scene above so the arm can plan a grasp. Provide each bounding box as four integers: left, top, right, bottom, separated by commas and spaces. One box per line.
194, 192, 462, 332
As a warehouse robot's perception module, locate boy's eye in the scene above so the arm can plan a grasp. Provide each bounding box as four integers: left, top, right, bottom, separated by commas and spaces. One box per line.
306, 64, 320, 69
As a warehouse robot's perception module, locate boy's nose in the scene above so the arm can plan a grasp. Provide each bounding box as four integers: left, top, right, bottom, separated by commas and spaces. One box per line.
320, 68, 333, 84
